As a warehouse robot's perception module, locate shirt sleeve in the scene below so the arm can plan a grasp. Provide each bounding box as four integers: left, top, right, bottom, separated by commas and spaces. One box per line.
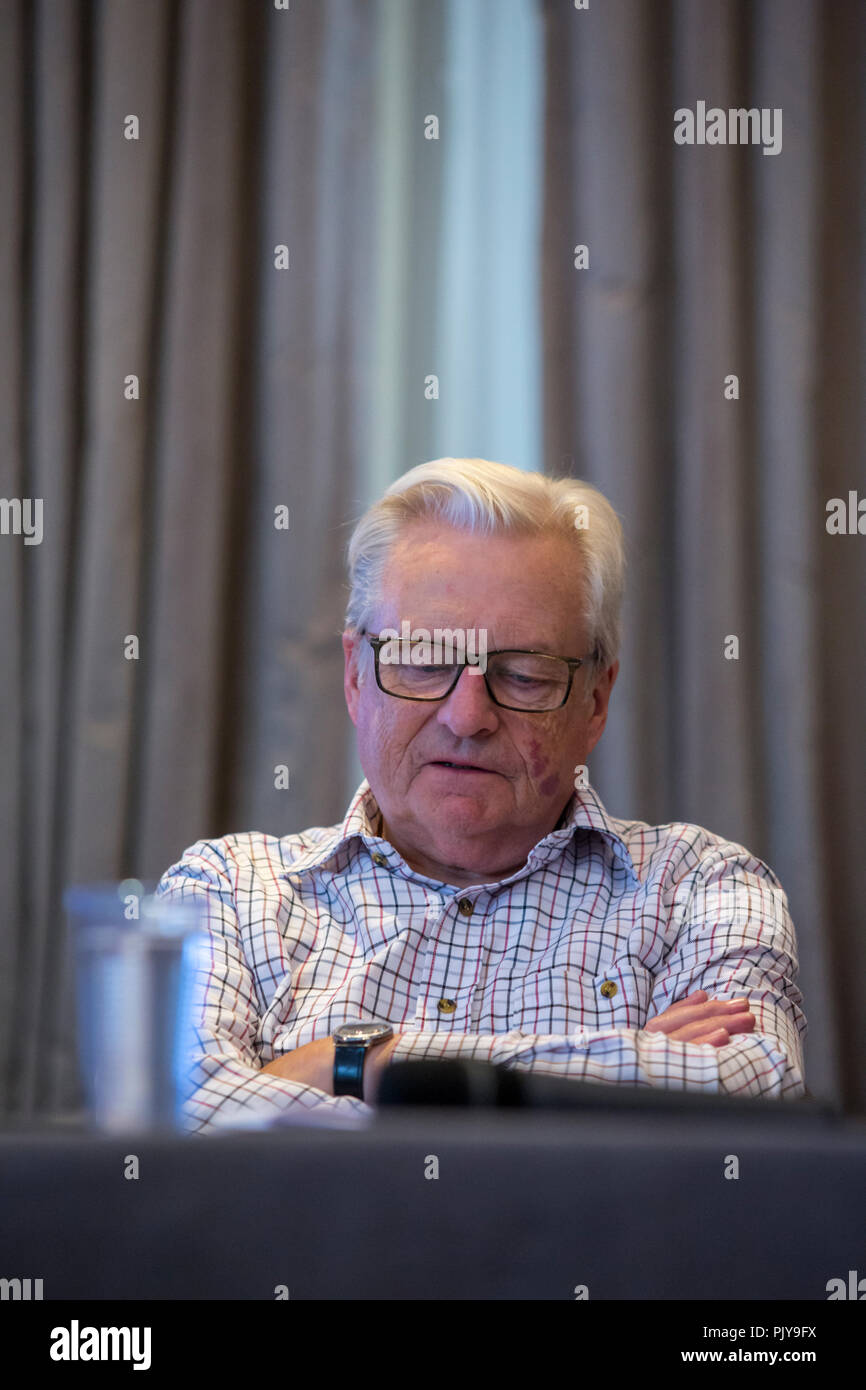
156, 841, 371, 1132
388, 847, 807, 1099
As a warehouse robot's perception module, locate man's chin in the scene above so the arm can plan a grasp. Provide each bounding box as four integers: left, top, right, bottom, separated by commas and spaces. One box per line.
385, 794, 528, 882
419, 778, 505, 811
417, 785, 505, 825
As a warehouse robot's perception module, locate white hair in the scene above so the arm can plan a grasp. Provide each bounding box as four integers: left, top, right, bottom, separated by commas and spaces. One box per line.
344, 457, 626, 673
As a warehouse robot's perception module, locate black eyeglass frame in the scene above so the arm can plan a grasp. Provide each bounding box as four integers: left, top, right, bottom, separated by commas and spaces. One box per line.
362, 630, 600, 712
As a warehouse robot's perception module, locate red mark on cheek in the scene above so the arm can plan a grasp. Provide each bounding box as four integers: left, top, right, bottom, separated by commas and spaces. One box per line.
539, 773, 559, 797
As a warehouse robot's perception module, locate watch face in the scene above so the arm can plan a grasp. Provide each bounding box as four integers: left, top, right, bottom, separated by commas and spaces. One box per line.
333, 1021, 393, 1045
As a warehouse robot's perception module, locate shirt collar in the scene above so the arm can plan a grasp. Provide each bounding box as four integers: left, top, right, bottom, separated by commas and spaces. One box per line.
280, 778, 641, 888
542, 780, 641, 884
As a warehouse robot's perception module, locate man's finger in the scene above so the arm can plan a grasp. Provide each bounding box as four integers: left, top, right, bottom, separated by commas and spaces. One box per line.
667, 1020, 732, 1044
646, 998, 752, 1034
667, 990, 707, 1008
647, 990, 707, 1020
668, 1013, 755, 1044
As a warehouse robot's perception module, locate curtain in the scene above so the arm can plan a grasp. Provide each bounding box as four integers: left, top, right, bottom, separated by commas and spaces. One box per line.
1, 0, 384, 1116
543, 0, 866, 1107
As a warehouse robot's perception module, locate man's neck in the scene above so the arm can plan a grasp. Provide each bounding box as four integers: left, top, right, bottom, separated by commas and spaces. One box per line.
375, 806, 571, 889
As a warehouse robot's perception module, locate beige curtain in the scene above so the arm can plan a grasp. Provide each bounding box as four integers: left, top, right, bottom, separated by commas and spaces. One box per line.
0, 0, 382, 1117
543, 0, 865, 1108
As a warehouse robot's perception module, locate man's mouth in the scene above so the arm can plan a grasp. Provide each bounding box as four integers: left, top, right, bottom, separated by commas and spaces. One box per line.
429, 761, 495, 772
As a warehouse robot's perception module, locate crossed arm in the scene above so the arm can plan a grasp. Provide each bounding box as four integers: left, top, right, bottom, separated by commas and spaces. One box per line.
160, 840, 806, 1130
261, 989, 759, 1102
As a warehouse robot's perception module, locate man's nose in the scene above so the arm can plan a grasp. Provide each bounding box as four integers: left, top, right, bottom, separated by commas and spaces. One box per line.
435, 666, 500, 736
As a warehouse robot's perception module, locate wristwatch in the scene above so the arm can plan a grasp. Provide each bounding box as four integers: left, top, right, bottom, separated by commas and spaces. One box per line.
332, 1021, 394, 1100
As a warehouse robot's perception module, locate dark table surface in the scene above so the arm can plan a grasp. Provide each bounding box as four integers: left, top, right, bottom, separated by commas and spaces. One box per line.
1, 1083, 863, 1300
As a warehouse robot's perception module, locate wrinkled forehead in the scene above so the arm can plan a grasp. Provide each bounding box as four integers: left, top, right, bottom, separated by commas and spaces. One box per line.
371, 522, 589, 650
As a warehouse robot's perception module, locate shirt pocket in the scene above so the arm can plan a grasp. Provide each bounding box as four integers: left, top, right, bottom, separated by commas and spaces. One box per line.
509, 959, 655, 1035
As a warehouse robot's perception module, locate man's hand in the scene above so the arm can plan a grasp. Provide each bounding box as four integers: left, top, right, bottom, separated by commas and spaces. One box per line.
260, 1034, 402, 1102
644, 989, 755, 1047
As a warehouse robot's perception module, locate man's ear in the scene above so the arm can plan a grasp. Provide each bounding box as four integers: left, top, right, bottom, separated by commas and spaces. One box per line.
586, 658, 619, 753
343, 629, 362, 725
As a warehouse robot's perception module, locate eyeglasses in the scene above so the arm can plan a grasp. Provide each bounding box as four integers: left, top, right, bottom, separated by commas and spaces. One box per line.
363, 631, 599, 712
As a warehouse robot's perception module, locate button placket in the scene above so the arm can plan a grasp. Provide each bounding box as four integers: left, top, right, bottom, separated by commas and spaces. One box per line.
414, 895, 485, 1028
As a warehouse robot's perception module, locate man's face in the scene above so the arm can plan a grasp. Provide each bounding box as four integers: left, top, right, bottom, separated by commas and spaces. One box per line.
343, 520, 618, 888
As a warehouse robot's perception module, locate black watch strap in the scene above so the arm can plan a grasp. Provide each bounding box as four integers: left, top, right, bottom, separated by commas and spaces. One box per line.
333, 1044, 367, 1099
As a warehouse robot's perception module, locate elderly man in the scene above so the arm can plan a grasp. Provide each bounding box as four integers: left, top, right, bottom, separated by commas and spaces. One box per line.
157, 457, 806, 1131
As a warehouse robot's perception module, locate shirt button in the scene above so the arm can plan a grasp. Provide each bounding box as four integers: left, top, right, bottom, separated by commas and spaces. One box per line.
371, 852, 387, 867
437, 998, 457, 1014
600, 980, 618, 998
457, 898, 474, 916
